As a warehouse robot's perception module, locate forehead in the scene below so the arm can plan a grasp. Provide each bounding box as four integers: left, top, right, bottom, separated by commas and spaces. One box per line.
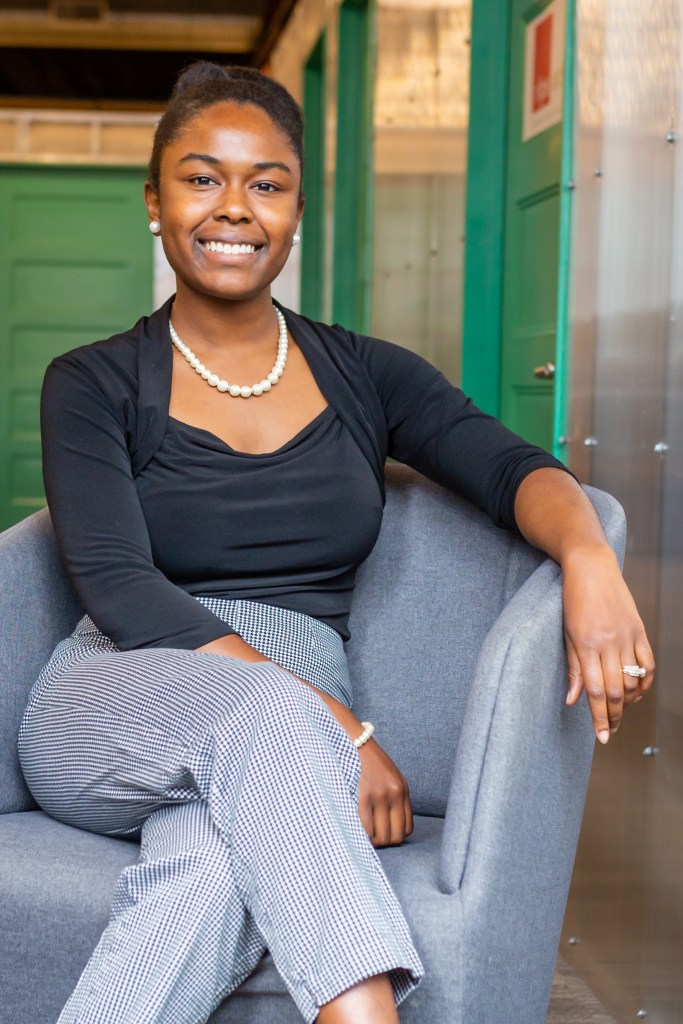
168, 101, 298, 164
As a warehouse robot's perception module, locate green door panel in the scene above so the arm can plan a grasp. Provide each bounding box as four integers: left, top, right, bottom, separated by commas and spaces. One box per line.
332, 0, 375, 333
0, 166, 153, 530
462, 0, 510, 416
500, 0, 564, 451
301, 32, 327, 322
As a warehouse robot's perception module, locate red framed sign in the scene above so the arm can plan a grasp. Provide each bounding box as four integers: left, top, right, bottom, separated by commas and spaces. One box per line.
523, 0, 566, 141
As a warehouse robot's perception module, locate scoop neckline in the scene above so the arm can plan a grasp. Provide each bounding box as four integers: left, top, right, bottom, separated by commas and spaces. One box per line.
166, 405, 335, 458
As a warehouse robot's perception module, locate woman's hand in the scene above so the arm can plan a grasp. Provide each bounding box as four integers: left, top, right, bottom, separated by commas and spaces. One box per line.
356, 739, 413, 847
514, 468, 655, 743
294, 684, 413, 847
197, 633, 413, 844
197, 632, 270, 662
561, 545, 655, 742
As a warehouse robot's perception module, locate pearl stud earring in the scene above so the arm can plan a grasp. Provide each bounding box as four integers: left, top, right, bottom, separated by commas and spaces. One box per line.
292, 232, 301, 245
149, 220, 161, 235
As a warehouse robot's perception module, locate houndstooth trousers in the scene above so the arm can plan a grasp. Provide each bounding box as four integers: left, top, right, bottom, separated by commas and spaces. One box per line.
18, 599, 423, 1024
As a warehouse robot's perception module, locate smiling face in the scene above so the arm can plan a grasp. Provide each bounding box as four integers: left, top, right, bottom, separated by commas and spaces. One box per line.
145, 100, 304, 307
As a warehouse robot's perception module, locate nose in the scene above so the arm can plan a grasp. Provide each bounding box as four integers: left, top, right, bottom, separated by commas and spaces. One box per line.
213, 182, 252, 223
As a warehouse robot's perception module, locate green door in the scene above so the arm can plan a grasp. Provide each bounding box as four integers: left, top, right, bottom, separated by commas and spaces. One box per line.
500, 0, 566, 450
0, 166, 153, 530
301, 31, 327, 322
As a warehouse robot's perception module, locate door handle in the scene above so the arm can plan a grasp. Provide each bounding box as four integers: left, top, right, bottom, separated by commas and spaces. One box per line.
533, 362, 556, 379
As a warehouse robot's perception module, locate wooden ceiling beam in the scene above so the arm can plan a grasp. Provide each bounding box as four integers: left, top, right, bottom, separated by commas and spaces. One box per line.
0, 11, 261, 52
253, 0, 297, 67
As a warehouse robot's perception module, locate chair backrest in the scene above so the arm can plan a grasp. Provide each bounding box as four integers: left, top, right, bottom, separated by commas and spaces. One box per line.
346, 464, 549, 816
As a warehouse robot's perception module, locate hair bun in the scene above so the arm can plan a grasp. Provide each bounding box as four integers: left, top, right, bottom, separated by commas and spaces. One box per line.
171, 61, 229, 99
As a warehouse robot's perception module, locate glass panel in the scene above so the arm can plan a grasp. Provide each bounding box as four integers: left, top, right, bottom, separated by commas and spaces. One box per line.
644, 5, 683, 1014
564, 1, 683, 1020
371, 0, 471, 383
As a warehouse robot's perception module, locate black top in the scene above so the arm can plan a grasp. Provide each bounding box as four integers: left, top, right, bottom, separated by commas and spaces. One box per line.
41, 298, 570, 651
137, 409, 382, 640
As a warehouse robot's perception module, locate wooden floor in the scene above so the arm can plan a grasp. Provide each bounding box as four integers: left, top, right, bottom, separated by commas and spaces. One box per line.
547, 959, 619, 1024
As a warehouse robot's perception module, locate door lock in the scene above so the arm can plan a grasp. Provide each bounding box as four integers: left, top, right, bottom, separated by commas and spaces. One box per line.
533, 362, 556, 379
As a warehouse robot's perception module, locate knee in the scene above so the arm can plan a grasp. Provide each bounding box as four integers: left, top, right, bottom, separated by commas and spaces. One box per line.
201, 661, 333, 768
247, 662, 317, 727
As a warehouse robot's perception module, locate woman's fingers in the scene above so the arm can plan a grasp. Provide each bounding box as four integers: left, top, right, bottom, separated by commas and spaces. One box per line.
372, 781, 411, 847
357, 793, 375, 842
561, 553, 655, 742
603, 649, 627, 733
371, 794, 407, 848
634, 635, 656, 699
579, 648, 612, 744
404, 790, 414, 838
369, 801, 392, 847
357, 742, 412, 847
388, 781, 409, 844
572, 647, 634, 742
566, 636, 655, 743
565, 635, 584, 706
620, 648, 644, 707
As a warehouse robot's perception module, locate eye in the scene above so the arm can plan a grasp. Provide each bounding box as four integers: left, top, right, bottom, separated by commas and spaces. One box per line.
188, 175, 217, 186
253, 181, 280, 193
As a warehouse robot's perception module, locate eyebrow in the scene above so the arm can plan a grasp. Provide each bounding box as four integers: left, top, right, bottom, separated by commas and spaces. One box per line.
178, 153, 221, 166
178, 153, 293, 175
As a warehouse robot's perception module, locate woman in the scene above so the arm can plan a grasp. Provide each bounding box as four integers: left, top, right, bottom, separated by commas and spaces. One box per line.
18, 63, 654, 1024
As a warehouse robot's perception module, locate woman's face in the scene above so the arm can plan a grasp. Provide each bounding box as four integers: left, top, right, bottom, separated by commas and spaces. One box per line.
145, 100, 304, 304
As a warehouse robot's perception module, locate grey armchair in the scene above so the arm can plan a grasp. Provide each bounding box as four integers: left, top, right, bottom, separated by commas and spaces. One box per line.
0, 466, 625, 1024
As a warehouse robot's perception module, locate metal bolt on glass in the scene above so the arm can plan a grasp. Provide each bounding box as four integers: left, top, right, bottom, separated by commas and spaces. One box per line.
654, 441, 669, 455
642, 747, 659, 757
666, 132, 676, 143
568, 936, 581, 945
584, 437, 598, 447
594, 167, 603, 177
636, 1011, 648, 1019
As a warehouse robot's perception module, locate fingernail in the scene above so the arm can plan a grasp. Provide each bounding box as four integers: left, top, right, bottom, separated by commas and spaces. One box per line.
566, 692, 572, 705
597, 730, 610, 745
634, 695, 644, 703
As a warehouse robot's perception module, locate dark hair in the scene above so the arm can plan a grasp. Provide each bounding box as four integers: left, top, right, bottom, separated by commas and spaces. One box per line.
148, 61, 304, 192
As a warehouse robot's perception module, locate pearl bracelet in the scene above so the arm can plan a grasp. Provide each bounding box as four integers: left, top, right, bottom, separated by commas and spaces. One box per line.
353, 721, 375, 749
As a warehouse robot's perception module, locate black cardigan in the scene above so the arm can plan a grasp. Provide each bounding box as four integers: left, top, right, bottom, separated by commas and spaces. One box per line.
41, 298, 568, 650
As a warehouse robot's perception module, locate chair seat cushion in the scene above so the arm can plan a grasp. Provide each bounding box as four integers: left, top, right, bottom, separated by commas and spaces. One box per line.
0, 810, 456, 1024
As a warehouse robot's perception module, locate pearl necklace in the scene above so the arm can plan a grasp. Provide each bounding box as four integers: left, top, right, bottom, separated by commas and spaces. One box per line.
169, 306, 288, 398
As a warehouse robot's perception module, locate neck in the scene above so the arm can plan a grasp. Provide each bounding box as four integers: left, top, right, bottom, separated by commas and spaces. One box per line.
170, 285, 279, 353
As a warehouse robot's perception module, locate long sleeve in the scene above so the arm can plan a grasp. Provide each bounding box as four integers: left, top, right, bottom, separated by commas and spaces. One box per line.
41, 354, 234, 651
353, 334, 571, 531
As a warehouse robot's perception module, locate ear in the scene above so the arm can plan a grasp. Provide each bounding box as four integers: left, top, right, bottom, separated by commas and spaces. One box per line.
144, 181, 161, 225
296, 192, 305, 223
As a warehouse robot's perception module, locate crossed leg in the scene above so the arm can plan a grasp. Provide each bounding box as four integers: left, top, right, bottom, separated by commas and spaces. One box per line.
20, 650, 422, 1023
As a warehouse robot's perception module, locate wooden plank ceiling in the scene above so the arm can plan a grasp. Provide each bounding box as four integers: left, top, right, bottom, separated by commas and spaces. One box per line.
0, 0, 297, 104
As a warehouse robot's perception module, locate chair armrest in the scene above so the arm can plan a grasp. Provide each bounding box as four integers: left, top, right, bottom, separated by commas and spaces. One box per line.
440, 559, 595, 1021
0, 509, 82, 813
438, 553, 592, 891
439, 486, 625, 894
434, 487, 626, 1023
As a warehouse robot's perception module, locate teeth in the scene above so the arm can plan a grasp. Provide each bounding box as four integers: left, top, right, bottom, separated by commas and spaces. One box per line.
205, 241, 256, 254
